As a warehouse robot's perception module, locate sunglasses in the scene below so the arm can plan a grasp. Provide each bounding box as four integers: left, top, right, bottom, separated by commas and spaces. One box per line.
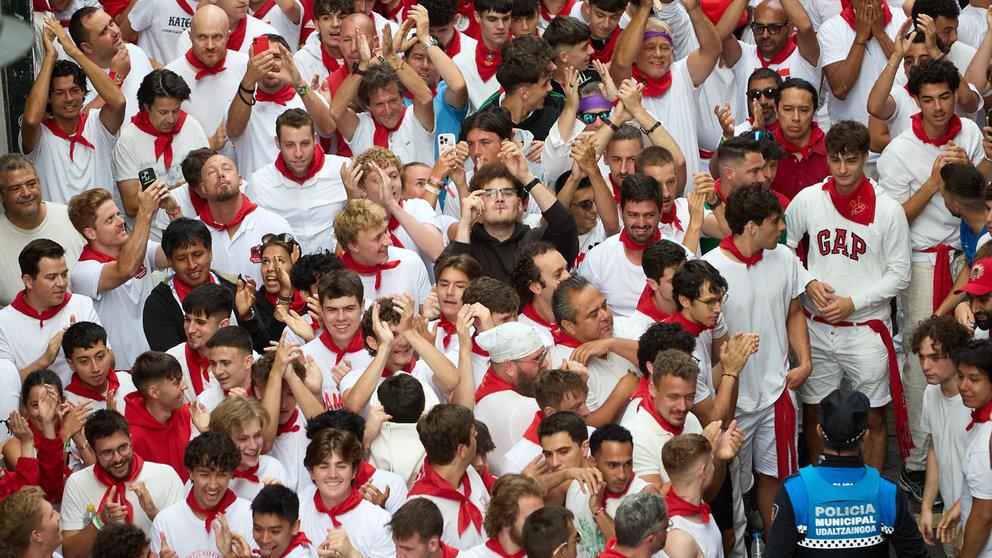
262, 232, 298, 245
580, 111, 611, 124
746, 87, 780, 102
571, 199, 595, 210
750, 130, 775, 142
751, 20, 790, 35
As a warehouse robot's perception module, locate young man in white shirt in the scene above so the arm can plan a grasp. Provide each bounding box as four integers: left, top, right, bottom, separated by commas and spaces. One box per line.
175, 0, 278, 57
208, 396, 287, 501
166, 283, 237, 405
61, 409, 184, 557
0, 239, 101, 386
451, 0, 511, 111
61, 322, 137, 410
512, 242, 571, 347
293, 0, 351, 84
22, 19, 125, 207
206, 325, 256, 396
248, 108, 350, 255
68, 185, 174, 367
389, 498, 464, 558
462, 474, 545, 558
662, 434, 724, 558
249, 0, 303, 52
250, 484, 317, 558
409, 404, 490, 550
150, 432, 256, 556
629, 239, 686, 332
0, 485, 65, 558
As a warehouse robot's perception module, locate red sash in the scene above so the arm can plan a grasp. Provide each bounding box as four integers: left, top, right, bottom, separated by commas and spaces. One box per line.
278, 533, 312, 557
409, 461, 483, 536
618, 229, 661, 251
318, 329, 364, 365
94, 454, 144, 523
171, 272, 217, 303
922, 245, 954, 314
772, 121, 824, 161
176, 0, 194, 13
773, 387, 798, 479
10, 291, 71, 328
313, 487, 363, 527
757, 36, 797, 67
227, 17, 249, 51
634, 286, 670, 322
660, 209, 682, 231
718, 235, 763, 267
321, 45, 342, 73
65, 370, 121, 402
372, 107, 407, 149
631, 65, 672, 97
340, 252, 401, 289
186, 488, 237, 532
184, 344, 212, 396
475, 41, 501, 82
256, 84, 297, 106
131, 110, 187, 168
354, 461, 377, 486
197, 194, 259, 231
665, 489, 711, 523
474, 369, 518, 403
185, 48, 227, 80
910, 113, 962, 147
552, 329, 583, 349
437, 314, 457, 348
822, 175, 875, 226
275, 146, 325, 184
42, 114, 94, 160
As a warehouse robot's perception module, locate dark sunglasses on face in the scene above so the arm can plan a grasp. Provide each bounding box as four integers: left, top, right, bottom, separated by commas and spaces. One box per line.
750, 130, 775, 142
746, 87, 780, 102
580, 111, 611, 124
751, 21, 790, 35
572, 199, 595, 210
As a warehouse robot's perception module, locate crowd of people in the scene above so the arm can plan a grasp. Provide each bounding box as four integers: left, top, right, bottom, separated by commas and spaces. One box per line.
4, 0, 992, 555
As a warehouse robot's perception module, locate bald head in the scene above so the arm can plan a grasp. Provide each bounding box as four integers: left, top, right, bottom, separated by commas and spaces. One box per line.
190, 4, 230, 66
340, 13, 375, 65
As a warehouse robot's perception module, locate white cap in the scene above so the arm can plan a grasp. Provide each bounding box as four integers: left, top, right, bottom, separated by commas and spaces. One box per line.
475, 322, 545, 363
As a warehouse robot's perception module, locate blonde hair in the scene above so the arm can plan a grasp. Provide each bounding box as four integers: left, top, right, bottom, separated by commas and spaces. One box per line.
208, 395, 271, 437
0, 485, 46, 554
645, 17, 674, 40
333, 199, 387, 248
68, 188, 115, 234
355, 146, 403, 188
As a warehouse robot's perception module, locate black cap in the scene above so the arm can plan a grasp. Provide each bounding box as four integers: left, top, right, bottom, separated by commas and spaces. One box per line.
818, 389, 870, 446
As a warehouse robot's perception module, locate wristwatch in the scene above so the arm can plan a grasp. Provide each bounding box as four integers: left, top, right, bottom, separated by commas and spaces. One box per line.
422, 36, 441, 50
352, 62, 367, 76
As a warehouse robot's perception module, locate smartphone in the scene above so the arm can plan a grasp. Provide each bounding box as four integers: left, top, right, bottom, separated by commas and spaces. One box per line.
138, 167, 156, 191
252, 35, 270, 54
437, 133, 456, 155
986, 108, 992, 135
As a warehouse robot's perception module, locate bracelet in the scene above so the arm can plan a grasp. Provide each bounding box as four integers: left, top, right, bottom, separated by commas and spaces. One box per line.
605, 120, 620, 132
984, 154, 992, 163
78, 442, 90, 452
108, 71, 124, 88
238, 89, 256, 106
524, 177, 540, 193
934, 52, 946, 62
708, 195, 722, 209
593, 506, 606, 517
885, 62, 898, 69
425, 184, 441, 195
392, 59, 406, 72
92, 514, 104, 531
239, 83, 255, 94
293, 83, 310, 97
277, 295, 294, 302
166, 209, 181, 217
642, 121, 661, 135
426, 177, 444, 189
723, 374, 738, 380
854, 41, 867, 47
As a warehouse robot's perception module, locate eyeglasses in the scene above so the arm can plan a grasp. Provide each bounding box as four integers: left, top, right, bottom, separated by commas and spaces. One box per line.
746, 87, 780, 102
750, 130, 775, 142
516, 348, 549, 365
553, 531, 583, 555
483, 187, 517, 199
751, 20, 790, 35
96, 441, 132, 461
571, 199, 595, 210
695, 293, 728, 309
580, 111, 611, 124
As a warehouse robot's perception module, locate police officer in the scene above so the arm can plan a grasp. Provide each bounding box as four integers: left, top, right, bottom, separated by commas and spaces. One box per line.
765, 389, 929, 557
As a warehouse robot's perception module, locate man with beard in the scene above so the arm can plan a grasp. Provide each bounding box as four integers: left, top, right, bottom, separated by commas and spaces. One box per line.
954, 256, 992, 335
175, 0, 277, 56
60, 410, 184, 558
513, 241, 571, 346
711, 135, 774, 208
464, 475, 546, 557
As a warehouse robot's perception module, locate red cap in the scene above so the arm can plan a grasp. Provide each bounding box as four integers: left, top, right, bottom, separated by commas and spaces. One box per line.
699, 0, 748, 28
955, 258, 992, 296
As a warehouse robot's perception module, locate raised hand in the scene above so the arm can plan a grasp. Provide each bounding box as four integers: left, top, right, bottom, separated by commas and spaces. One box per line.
191, 399, 210, 433
714, 102, 735, 138
340, 160, 366, 200
129, 481, 159, 519
235, 276, 257, 320
159, 533, 179, 558
359, 480, 390, 507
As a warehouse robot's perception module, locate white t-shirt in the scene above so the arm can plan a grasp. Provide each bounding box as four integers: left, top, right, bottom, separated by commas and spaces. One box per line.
638, 59, 702, 180
340, 360, 442, 416
247, 154, 350, 255
294, 32, 341, 85
671, 514, 724, 558
883, 84, 917, 141
346, 111, 435, 166
474, 382, 540, 476
84, 43, 155, 122
61, 460, 184, 532
150, 495, 256, 558
819, 15, 901, 124
349, 246, 431, 307
267, 408, 309, 493
702, 244, 807, 414
660, 198, 711, 247
23, 108, 118, 206
450, 35, 498, 113
251, 0, 303, 53
175, 16, 278, 59
301, 334, 374, 410
368, 421, 426, 489
0, 203, 86, 306
550, 327, 639, 413
408, 467, 490, 550
0, 293, 101, 386
199, 205, 294, 280
299, 494, 395, 558
576, 220, 607, 265
675, 314, 726, 406
230, 93, 308, 182
958, 5, 988, 50
960, 421, 992, 556
621, 406, 703, 482
228, 455, 287, 501
920, 384, 971, 511
128, 0, 197, 64
70, 243, 160, 368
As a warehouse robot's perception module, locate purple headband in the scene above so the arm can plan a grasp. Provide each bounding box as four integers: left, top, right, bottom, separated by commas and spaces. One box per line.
644, 30, 674, 45
578, 94, 613, 113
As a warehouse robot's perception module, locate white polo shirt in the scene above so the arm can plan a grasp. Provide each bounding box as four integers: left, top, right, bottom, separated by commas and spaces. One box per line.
128, 0, 197, 64
0, 203, 86, 306
819, 15, 901, 124
231, 93, 308, 184
198, 205, 294, 280
248, 153, 350, 255
84, 43, 155, 122
299, 494, 395, 558
621, 406, 703, 482
150, 495, 256, 557
229, 455, 287, 501
474, 380, 539, 476
176, 16, 278, 58
345, 111, 435, 166
61, 460, 184, 533
347, 245, 431, 307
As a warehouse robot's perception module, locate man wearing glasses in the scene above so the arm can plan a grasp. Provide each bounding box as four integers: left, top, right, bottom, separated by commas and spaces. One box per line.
60, 409, 183, 557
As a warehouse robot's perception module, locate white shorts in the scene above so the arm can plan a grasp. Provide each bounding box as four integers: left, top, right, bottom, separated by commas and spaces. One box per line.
800, 317, 893, 407
735, 402, 783, 492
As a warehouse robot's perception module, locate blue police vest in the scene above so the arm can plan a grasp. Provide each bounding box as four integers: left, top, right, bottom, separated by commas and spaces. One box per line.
785, 465, 896, 550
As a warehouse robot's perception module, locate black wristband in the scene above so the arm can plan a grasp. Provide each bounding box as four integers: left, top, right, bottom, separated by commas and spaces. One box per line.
239, 83, 255, 93
352, 62, 367, 76
643, 121, 661, 135
524, 177, 540, 193
606, 120, 620, 132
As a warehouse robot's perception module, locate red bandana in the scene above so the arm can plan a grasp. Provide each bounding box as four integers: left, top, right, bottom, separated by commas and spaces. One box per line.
521, 302, 558, 336
373, 107, 407, 149
475, 41, 501, 82
665, 489, 711, 523
42, 114, 94, 160
257, 84, 297, 106
318, 329, 365, 365
440, 542, 460, 558
910, 112, 962, 147
599, 538, 627, 558
484, 538, 525, 558
664, 311, 715, 337
637, 397, 683, 435
822, 175, 875, 226
354, 461, 377, 486
10, 291, 71, 328
313, 487, 363, 527
197, 194, 259, 231
630, 376, 651, 403
757, 36, 797, 67
94, 454, 144, 523
264, 289, 308, 314
552, 329, 583, 349
227, 17, 249, 51
276, 409, 301, 435
772, 121, 824, 161
66, 370, 120, 402
131, 110, 187, 168
272, 532, 312, 557
184, 344, 212, 395
185, 48, 227, 80
714, 178, 726, 203
631, 64, 672, 97
718, 235, 763, 267
252, 0, 276, 18
387, 207, 405, 248
608, 174, 622, 204
80, 245, 147, 279
175, 0, 194, 14
186, 488, 238, 532
409, 460, 483, 536
967, 400, 992, 431
635, 285, 670, 322
233, 463, 260, 483
660, 209, 682, 231
602, 474, 635, 508
437, 314, 457, 348
446, 31, 463, 57
340, 251, 401, 290
590, 26, 620, 63
618, 228, 661, 251
540, 0, 575, 21
840, 0, 891, 38
171, 273, 218, 303
472, 336, 490, 357
522, 410, 545, 444
276, 146, 325, 184
474, 369, 518, 403
321, 45, 342, 73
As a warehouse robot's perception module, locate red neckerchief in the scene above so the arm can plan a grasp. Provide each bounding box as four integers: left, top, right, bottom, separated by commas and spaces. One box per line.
172, 273, 217, 303
275, 146, 325, 184
475, 41, 501, 82
446, 31, 463, 57
471, 335, 490, 357
264, 289, 308, 314
186, 488, 238, 532
267, 532, 312, 557
911, 112, 962, 147
540, 0, 575, 21
660, 208, 682, 231
598, 538, 627, 558
276, 409, 301, 435
318, 328, 364, 365
485, 538, 525, 558
840, 0, 891, 38
522, 302, 558, 336
440, 542, 460, 558
257, 84, 297, 106
227, 17, 249, 51
313, 487, 363, 527
131, 110, 187, 168
757, 36, 797, 67
42, 114, 94, 160
94, 453, 144, 523
175, 0, 194, 15
185, 48, 227, 80
383, 357, 416, 379
184, 344, 212, 395
630, 376, 651, 402
772, 121, 824, 161
822, 174, 876, 226
354, 461, 377, 486
80, 245, 148, 279
618, 228, 660, 251
373, 107, 407, 149
719, 235, 763, 267
635, 286, 670, 322
198, 194, 258, 231
375, 0, 413, 21
665, 489, 711, 523
252, 0, 276, 18
340, 251, 401, 289
637, 397, 683, 435
409, 460, 483, 536
522, 410, 545, 444
553, 329, 583, 349
233, 463, 260, 483
967, 400, 992, 431
65, 370, 120, 402
10, 290, 71, 328
607, 173, 622, 204
714, 178, 726, 203
664, 311, 714, 337
437, 314, 457, 348
474, 369, 518, 403
320, 44, 342, 73
387, 204, 405, 248
602, 473, 635, 508
590, 26, 620, 63
631, 64, 672, 97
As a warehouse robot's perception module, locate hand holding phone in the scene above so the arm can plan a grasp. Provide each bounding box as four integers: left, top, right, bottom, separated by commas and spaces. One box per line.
138, 168, 156, 191
252, 36, 270, 55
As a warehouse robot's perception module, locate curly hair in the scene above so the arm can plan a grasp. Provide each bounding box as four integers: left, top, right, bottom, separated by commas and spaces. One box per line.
333, 199, 387, 248
910, 314, 973, 356
907, 59, 961, 96
511, 241, 557, 305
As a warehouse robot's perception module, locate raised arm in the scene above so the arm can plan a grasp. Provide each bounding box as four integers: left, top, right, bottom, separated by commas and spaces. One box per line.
227, 46, 277, 140
96, 182, 168, 292
609, 0, 652, 84
868, 20, 914, 119
327, 31, 370, 141
49, 19, 126, 134
276, 42, 337, 137
21, 24, 58, 155
620, 81, 687, 185
781, 0, 820, 65
382, 21, 435, 132
822, 2, 876, 100
718, 0, 750, 67
411, 5, 468, 110
682, 0, 723, 86
571, 136, 621, 235
965, 6, 992, 94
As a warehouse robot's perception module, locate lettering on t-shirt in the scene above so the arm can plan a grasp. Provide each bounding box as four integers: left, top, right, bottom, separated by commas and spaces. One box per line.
816, 228, 867, 261
167, 16, 192, 29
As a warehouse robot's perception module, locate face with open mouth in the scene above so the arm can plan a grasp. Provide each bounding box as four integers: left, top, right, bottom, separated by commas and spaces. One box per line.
189, 464, 233, 510
252, 512, 299, 557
